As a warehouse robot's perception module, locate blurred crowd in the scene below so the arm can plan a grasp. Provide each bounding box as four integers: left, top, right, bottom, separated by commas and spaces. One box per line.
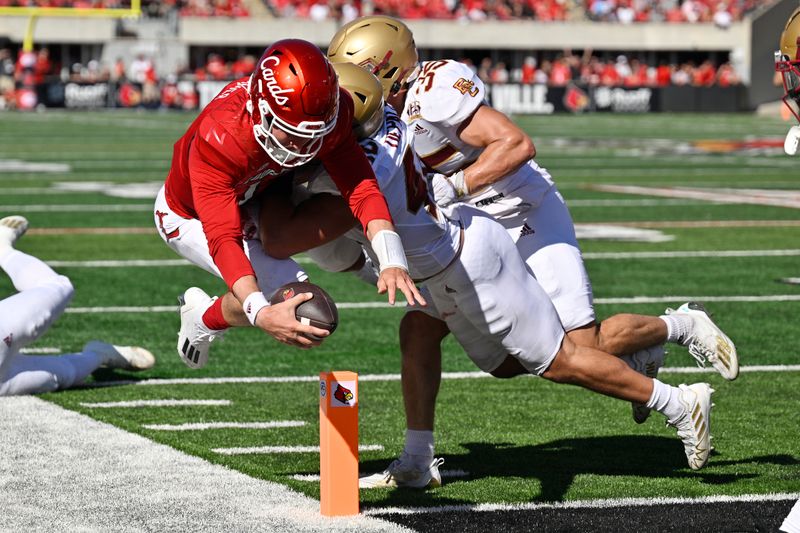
0, 0, 772, 22
0, 0, 250, 16
0, 46, 741, 110
267, 0, 769, 24
474, 53, 741, 87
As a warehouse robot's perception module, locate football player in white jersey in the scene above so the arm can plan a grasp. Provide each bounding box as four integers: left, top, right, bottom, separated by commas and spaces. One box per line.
776, 6, 800, 157
263, 63, 724, 485
321, 15, 739, 487
776, 9, 800, 533
0, 216, 154, 396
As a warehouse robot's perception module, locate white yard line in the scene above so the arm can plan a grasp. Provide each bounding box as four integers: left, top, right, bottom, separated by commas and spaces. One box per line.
0, 396, 408, 532
364, 493, 800, 516
0, 204, 151, 212
592, 184, 800, 209
19, 347, 62, 354
143, 421, 306, 431
213, 444, 384, 455
95, 365, 800, 389
80, 399, 231, 408
44, 249, 800, 268
63, 294, 800, 315
293, 469, 469, 483
18, 219, 800, 236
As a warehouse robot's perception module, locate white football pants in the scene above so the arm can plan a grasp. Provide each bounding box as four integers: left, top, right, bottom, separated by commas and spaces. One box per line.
0, 249, 104, 396
154, 186, 307, 298
424, 206, 565, 374
465, 160, 595, 332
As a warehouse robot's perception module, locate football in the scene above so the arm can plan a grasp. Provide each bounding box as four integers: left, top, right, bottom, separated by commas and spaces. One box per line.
269, 281, 338, 338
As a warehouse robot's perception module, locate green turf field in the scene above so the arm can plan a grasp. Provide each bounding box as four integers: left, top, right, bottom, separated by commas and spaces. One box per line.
1, 111, 798, 509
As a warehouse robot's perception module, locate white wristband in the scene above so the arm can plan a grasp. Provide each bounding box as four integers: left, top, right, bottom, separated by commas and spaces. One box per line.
370, 230, 409, 273
243, 292, 269, 326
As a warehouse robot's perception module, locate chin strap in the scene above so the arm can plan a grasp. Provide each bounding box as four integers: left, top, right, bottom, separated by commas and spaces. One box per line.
785, 125, 800, 155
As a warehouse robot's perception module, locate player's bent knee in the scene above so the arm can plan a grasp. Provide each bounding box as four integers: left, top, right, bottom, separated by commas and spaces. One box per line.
399, 311, 449, 356
489, 356, 529, 379
541, 337, 581, 384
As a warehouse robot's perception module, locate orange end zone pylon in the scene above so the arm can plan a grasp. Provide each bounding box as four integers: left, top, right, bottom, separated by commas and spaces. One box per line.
319, 371, 359, 516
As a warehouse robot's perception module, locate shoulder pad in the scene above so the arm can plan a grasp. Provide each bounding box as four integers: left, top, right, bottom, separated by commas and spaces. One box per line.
415, 60, 485, 127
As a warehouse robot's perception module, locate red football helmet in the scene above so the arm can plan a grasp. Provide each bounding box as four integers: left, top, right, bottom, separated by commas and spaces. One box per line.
248, 39, 339, 167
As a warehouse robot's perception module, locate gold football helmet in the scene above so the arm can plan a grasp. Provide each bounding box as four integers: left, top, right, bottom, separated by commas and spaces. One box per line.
332, 62, 385, 139
776, 7, 800, 122
327, 15, 419, 99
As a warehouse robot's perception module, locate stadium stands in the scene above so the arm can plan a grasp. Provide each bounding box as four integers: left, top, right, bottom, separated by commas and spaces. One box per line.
263, 0, 774, 23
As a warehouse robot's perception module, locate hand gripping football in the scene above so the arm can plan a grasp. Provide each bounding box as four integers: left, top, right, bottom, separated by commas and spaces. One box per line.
269, 281, 339, 336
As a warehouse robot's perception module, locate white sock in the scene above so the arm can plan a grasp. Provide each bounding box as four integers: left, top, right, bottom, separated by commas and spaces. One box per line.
660, 314, 693, 345
404, 429, 434, 465
646, 379, 685, 423
62, 352, 105, 385
0, 249, 62, 292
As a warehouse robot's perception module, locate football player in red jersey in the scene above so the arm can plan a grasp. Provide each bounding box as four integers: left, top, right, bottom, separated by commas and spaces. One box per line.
154, 39, 424, 369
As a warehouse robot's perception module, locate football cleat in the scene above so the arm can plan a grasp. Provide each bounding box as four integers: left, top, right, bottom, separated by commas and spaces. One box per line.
83, 340, 155, 371
177, 287, 225, 369
0, 215, 29, 249
667, 383, 714, 470
666, 302, 738, 380
359, 453, 445, 489
620, 345, 665, 424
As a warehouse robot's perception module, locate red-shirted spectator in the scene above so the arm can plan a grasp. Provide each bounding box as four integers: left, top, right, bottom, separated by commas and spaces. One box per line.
655, 63, 672, 87
693, 60, 717, 86
520, 56, 537, 84
549, 57, 571, 86
600, 61, 621, 85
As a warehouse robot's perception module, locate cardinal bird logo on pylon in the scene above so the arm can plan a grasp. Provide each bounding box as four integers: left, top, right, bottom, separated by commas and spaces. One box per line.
334, 383, 353, 405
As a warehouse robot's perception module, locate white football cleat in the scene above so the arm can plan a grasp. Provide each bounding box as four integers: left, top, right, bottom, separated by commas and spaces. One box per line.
667, 383, 714, 471
620, 345, 665, 424
359, 454, 445, 489
83, 340, 155, 371
177, 287, 225, 369
666, 302, 738, 380
0, 215, 29, 249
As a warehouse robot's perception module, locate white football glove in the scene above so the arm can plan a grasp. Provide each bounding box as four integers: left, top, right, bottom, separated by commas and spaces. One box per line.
429, 170, 468, 208
785, 125, 800, 156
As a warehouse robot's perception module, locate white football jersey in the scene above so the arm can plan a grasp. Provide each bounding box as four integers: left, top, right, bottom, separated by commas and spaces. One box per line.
402, 60, 553, 218
402, 60, 484, 177
308, 104, 461, 280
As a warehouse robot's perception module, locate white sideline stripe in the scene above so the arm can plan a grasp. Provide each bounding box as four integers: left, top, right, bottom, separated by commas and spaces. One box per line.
44, 249, 800, 267
63, 294, 800, 315
213, 444, 384, 455
97, 365, 800, 388
143, 421, 306, 431
0, 396, 407, 532
80, 399, 231, 408
364, 492, 800, 516
292, 470, 469, 483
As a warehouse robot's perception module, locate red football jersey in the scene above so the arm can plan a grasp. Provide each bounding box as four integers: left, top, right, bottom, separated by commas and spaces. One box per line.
164, 78, 392, 289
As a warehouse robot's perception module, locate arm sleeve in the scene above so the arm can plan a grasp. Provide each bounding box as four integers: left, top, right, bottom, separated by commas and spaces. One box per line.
321, 125, 393, 234
189, 132, 255, 290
